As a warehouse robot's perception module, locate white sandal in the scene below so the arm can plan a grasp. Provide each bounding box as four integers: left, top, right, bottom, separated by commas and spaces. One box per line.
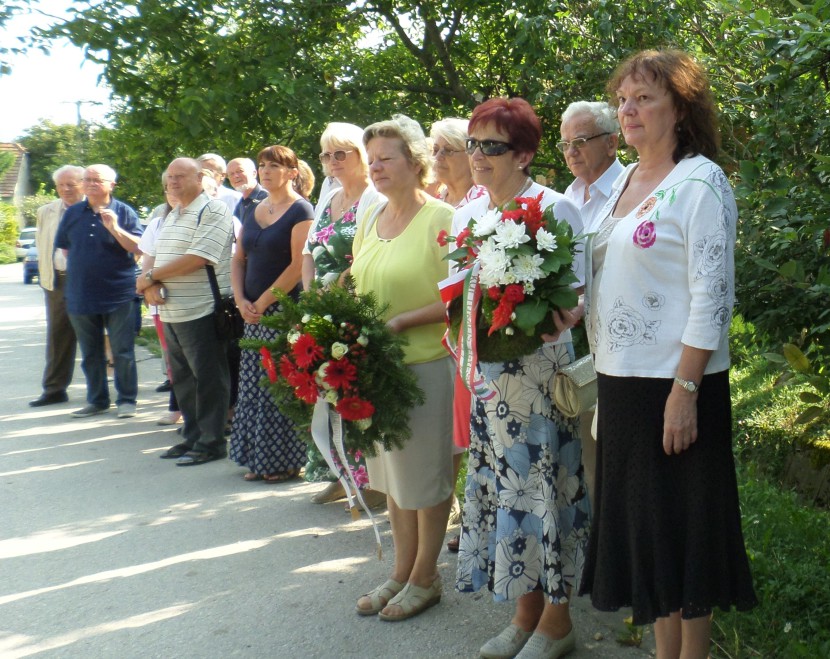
355, 578, 404, 616
377, 575, 442, 621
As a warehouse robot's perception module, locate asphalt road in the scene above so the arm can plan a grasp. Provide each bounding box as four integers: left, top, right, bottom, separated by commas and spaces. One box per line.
0, 262, 654, 658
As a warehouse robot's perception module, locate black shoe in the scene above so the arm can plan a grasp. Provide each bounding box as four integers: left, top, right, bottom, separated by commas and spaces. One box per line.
155, 380, 172, 393
176, 451, 225, 466
29, 391, 69, 407
159, 443, 190, 459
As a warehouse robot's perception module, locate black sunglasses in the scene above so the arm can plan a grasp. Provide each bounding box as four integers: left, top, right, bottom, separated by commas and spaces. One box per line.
465, 138, 514, 156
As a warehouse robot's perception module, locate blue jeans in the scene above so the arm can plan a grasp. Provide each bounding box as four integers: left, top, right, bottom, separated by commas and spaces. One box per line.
164, 314, 230, 456
70, 300, 138, 408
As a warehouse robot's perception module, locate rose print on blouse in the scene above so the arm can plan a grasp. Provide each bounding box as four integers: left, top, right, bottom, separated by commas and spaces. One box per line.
711, 305, 731, 329
636, 196, 657, 218
707, 274, 730, 302
605, 297, 661, 353
641, 291, 665, 311
693, 230, 727, 280
632, 219, 656, 248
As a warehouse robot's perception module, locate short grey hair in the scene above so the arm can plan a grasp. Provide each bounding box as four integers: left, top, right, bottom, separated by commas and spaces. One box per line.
52, 165, 85, 184
561, 101, 619, 134
364, 114, 432, 188
430, 117, 470, 152
86, 163, 118, 182
320, 122, 368, 174
197, 153, 227, 174
228, 157, 256, 173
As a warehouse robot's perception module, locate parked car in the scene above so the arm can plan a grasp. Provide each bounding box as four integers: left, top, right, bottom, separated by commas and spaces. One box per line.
15, 227, 37, 260
23, 245, 39, 285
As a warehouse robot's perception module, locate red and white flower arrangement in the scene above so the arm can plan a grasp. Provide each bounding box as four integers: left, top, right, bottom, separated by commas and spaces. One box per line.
439, 191, 580, 362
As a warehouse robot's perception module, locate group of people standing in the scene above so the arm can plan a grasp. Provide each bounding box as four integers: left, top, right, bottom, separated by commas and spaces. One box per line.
29, 48, 756, 659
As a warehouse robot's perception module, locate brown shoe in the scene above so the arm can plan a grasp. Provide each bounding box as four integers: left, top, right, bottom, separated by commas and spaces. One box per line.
311, 480, 346, 504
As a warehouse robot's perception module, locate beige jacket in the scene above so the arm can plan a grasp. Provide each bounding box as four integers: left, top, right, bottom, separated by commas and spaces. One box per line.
35, 199, 67, 291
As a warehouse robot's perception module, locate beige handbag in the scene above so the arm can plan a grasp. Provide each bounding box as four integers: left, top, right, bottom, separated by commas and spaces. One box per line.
552, 354, 597, 418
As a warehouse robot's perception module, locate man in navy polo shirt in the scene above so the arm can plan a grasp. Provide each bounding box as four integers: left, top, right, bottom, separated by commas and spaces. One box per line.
55, 164, 143, 419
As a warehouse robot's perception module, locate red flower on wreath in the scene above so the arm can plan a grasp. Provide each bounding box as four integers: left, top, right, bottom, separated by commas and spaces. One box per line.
488, 298, 515, 335
335, 396, 375, 421
292, 334, 324, 368
324, 358, 358, 390
502, 283, 525, 304
291, 370, 319, 404
259, 347, 277, 383
279, 354, 296, 379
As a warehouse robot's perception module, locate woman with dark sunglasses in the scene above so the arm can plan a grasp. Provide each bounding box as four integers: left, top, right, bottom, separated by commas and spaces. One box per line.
300, 122, 385, 507
453, 98, 591, 659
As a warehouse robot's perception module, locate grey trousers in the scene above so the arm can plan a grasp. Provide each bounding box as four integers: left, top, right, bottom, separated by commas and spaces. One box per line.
164, 313, 230, 456
41, 272, 77, 395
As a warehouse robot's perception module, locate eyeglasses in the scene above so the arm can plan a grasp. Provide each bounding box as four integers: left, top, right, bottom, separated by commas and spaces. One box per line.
465, 138, 514, 156
82, 177, 111, 185
319, 150, 354, 164
432, 146, 463, 158
555, 132, 611, 153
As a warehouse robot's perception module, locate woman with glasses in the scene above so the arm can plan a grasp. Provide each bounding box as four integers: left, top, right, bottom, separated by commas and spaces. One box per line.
453, 98, 590, 659
350, 115, 455, 622
229, 145, 313, 482
300, 122, 385, 507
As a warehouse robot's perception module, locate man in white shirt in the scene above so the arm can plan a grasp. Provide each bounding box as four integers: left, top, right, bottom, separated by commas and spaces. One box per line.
197, 153, 243, 212
559, 101, 625, 233
29, 165, 85, 407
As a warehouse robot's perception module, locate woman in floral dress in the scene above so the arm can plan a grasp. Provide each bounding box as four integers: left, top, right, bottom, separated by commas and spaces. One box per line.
229, 145, 313, 482
454, 98, 591, 659
301, 122, 385, 506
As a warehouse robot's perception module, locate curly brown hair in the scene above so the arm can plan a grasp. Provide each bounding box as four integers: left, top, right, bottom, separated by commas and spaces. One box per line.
606, 49, 719, 163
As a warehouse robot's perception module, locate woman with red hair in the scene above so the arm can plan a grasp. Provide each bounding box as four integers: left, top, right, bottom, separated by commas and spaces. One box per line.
454, 98, 591, 659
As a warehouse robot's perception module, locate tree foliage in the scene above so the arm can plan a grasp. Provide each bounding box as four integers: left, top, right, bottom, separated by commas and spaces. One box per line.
33, 0, 830, 369
17, 120, 91, 193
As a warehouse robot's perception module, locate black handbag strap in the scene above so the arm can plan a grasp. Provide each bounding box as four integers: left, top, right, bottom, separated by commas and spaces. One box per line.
195, 200, 223, 305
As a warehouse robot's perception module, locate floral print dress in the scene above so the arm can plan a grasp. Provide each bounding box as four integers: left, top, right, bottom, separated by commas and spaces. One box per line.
302, 198, 370, 485
456, 343, 592, 604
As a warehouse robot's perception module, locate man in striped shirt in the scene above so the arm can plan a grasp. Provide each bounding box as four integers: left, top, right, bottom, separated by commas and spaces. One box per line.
137, 157, 234, 466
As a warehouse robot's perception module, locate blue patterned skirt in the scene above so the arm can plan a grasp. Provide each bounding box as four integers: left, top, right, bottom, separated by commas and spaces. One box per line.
229, 312, 307, 475
456, 343, 591, 604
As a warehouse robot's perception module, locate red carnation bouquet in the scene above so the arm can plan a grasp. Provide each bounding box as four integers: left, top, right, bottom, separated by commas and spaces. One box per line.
250, 283, 424, 456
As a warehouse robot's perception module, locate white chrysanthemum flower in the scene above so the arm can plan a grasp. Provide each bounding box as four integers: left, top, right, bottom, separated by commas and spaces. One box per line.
287, 330, 301, 344
535, 228, 558, 251
511, 252, 545, 282
356, 334, 369, 347
493, 219, 530, 249
472, 208, 502, 237
301, 314, 311, 323
323, 315, 333, 322
523, 281, 535, 294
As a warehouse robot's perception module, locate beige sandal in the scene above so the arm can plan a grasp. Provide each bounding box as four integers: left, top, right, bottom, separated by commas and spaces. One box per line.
355, 578, 404, 616
378, 575, 442, 621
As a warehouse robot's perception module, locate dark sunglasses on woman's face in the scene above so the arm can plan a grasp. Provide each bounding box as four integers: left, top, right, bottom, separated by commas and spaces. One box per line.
465, 138, 514, 156
318, 150, 354, 164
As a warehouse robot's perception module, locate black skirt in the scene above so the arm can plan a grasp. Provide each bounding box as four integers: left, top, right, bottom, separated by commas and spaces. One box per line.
578, 371, 758, 625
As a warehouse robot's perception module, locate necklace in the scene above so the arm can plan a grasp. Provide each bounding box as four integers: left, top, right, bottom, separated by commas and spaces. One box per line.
490, 176, 532, 209
266, 195, 296, 215
334, 187, 364, 218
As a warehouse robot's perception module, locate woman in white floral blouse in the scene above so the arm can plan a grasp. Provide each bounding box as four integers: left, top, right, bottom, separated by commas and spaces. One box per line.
575, 50, 757, 659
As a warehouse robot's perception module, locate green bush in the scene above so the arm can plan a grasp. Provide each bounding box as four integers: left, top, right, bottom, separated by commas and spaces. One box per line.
0, 201, 18, 265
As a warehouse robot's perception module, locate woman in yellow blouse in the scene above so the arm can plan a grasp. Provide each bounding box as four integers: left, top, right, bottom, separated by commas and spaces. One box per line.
351, 115, 455, 622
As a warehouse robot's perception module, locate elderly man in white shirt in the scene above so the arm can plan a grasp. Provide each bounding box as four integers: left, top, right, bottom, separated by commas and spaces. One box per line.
198, 153, 243, 212
559, 101, 625, 233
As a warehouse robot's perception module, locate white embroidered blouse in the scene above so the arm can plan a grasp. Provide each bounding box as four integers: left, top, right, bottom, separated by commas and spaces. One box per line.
589, 155, 736, 378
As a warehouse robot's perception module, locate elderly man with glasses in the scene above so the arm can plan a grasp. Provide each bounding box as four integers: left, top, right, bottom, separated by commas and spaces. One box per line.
559, 101, 624, 233
54, 164, 143, 419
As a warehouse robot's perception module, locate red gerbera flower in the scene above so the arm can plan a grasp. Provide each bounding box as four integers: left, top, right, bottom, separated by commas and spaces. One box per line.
279, 354, 296, 379
324, 358, 358, 390
335, 396, 375, 421
259, 347, 277, 383
292, 370, 319, 404
292, 333, 324, 368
